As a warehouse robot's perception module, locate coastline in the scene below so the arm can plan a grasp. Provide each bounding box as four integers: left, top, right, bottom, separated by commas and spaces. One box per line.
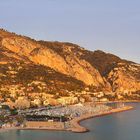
68, 106, 133, 133
96, 100, 140, 104
0, 106, 133, 133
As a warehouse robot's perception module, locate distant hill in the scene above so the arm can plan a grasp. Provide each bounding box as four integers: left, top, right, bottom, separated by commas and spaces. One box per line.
0, 29, 140, 108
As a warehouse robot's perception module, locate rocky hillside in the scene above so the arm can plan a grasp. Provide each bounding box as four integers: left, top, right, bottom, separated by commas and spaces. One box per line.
0, 29, 140, 108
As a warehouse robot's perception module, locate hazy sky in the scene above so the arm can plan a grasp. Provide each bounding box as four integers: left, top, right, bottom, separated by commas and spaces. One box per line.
0, 0, 140, 63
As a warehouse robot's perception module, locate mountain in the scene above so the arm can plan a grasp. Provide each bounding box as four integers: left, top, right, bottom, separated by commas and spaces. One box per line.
0, 29, 140, 108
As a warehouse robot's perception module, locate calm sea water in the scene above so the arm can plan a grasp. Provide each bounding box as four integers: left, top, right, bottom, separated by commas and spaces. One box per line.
0, 103, 140, 140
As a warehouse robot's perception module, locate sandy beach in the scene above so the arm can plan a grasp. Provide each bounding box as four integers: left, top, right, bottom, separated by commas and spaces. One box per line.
0, 105, 132, 133
0, 105, 133, 133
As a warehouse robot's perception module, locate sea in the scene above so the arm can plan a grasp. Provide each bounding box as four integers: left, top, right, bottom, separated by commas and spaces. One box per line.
0, 103, 140, 140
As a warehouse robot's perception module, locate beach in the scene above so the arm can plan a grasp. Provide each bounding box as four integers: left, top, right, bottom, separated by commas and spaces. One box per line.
24, 106, 133, 133
0, 105, 132, 133
68, 106, 133, 132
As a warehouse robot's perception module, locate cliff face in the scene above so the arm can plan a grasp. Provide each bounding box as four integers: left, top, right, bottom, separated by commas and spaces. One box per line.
0, 29, 140, 105
107, 63, 140, 93
1, 31, 106, 87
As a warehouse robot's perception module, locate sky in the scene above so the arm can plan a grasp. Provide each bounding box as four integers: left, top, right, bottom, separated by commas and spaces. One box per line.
0, 0, 140, 63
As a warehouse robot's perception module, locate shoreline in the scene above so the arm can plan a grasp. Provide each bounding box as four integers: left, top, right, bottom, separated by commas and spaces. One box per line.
93, 101, 140, 106
68, 106, 133, 133
0, 106, 133, 133
96, 100, 140, 103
